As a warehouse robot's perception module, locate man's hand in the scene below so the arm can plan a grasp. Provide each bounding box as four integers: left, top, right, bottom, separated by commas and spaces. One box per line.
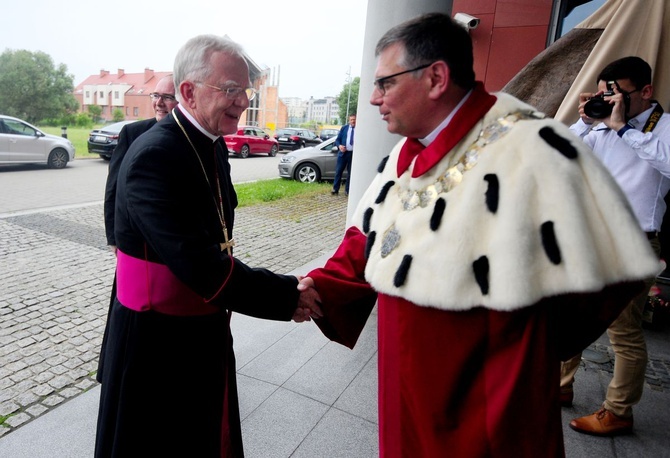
601, 86, 627, 132
577, 91, 597, 125
293, 276, 323, 323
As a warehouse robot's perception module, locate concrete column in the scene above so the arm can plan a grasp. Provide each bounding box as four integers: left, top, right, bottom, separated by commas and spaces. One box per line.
346, 0, 455, 224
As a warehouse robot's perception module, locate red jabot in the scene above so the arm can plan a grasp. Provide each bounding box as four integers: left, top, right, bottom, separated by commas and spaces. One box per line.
397, 82, 497, 177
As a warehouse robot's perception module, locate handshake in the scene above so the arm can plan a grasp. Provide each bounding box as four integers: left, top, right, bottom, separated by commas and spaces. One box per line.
292, 276, 323, 323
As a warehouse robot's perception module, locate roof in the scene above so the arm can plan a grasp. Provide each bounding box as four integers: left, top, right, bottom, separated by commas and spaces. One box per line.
73, 69, 173, 96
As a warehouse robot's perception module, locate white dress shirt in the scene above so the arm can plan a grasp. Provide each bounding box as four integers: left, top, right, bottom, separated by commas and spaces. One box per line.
570, 103, 670, 231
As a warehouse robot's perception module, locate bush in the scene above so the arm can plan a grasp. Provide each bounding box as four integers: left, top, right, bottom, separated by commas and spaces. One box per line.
112, 108, 124, 122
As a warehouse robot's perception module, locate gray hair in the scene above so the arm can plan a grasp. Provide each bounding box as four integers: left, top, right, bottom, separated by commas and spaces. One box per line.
173, 35, 245, 94
375, 13, 475, 90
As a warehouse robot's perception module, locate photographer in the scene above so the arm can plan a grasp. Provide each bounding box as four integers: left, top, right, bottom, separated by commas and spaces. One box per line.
562, 56, 670, 436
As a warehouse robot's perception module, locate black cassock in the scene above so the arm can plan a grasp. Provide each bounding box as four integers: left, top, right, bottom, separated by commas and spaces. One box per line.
95, 108, 299, 458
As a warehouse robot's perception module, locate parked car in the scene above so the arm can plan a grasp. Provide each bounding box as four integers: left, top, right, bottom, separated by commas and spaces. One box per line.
87, 120, 136, 160
319, 128, 340, 141
0, 115, 75, 169
278, 136, 347, 183
224, 126, 279, 158
274, 128, 321, 151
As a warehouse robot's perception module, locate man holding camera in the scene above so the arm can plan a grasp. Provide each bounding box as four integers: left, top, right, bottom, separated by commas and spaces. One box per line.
562, 56, 670, 436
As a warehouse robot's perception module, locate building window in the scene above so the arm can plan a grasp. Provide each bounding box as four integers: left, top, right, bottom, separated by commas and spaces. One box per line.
114, 91, 119, 99
126, 107, 129, 115
99, 91, 104, 98
133, 107, 139, 116
550, 0, 607, 43
85, 91, 90, 98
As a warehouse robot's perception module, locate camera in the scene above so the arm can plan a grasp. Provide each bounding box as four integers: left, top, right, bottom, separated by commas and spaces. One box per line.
583, 80, 630, 119
454, 13, 480, 30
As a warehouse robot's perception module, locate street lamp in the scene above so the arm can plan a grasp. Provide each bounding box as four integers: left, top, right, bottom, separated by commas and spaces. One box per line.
345, 66, 352, 123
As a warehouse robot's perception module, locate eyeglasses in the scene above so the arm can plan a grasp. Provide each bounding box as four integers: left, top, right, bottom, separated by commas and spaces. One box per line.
199, 83, 257, 101
373, 63, 433, 96
149, 93, 177, 103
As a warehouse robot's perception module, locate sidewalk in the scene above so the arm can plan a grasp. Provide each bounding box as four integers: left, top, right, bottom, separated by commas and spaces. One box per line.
1, 194, 669, 457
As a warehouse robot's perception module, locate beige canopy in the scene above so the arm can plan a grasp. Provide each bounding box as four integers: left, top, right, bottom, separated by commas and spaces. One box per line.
504, 0, 670, 125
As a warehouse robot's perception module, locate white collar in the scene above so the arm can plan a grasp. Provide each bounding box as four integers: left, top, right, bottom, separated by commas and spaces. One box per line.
176, 105, 219, 143
419, 89, 473, 147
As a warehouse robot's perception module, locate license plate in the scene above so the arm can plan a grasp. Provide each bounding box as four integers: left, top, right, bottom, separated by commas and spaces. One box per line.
278, 137, 288, 141
93, 136, 108, 142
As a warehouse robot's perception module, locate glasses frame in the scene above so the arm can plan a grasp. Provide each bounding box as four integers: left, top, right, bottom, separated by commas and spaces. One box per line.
373, 63, 433, 96
199, 82, 257, 102
149, 92, 177, 103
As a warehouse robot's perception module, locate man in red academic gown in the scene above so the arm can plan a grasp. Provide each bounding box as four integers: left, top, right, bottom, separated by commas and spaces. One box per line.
298, 13, 660, 458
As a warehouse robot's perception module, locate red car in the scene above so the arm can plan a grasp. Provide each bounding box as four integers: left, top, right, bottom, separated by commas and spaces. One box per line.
224, 126, 279, 158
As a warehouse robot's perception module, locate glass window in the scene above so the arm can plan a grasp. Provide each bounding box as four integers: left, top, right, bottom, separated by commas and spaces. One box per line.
552, 0, 607, 41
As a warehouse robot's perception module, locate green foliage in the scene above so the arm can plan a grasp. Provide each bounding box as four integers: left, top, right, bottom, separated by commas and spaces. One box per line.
75, 112, 94, 128
88, 105, 102, 123
0, 49, 79, 124
235, 178, 330, 207
112, 108, 125, 122
337, 76, 360, 124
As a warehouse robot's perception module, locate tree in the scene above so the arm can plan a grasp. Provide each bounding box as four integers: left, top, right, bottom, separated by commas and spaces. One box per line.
0, 49, 79, 124
337, 76, 360, 125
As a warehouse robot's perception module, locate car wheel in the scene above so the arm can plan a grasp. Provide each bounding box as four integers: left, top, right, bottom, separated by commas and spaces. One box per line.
101, 155, 111, 161
240, 145, 250, 158
48, 148, 69, 169
301, 141, 306, 149
269, 145, 278, 157
295, 162, 321, 183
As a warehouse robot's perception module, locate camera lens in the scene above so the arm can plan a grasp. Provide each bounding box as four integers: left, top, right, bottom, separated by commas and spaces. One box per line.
584, 98, 613, 119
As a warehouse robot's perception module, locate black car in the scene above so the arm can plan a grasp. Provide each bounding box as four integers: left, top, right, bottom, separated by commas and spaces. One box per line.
87, 121, 135, 160
319, 128, 340, 141
274, 128, 321, 151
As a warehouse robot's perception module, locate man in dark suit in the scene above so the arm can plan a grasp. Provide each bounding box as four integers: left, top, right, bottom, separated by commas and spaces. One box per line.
103, 74, 178, 251
332, 113, 356, 195
94, 35, 321, 458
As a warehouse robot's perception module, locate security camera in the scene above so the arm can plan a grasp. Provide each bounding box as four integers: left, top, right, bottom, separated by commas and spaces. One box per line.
454, 13, 480, 30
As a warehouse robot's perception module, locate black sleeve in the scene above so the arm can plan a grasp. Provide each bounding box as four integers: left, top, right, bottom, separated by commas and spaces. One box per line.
123, 139, 298, 321
104, 125, 132, 245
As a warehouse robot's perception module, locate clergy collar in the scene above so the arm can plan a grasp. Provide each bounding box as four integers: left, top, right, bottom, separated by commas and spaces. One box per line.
176, 105, 219, 143
420, 88, 473, 146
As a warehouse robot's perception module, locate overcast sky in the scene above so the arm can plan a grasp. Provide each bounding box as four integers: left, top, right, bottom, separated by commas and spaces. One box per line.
1, 0, 368, 100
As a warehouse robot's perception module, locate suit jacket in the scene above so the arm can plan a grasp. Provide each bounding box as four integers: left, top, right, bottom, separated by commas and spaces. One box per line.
104, 118, 157, 245
335, 124, 354, 151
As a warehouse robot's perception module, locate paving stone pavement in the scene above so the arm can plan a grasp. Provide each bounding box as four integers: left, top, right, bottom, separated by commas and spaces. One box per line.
0, 192, 349, 438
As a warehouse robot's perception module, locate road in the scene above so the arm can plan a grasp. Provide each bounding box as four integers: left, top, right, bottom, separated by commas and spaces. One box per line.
0, 154, 282, 215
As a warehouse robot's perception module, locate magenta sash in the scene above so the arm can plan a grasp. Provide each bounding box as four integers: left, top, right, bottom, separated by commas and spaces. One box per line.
116, 250, 218, 316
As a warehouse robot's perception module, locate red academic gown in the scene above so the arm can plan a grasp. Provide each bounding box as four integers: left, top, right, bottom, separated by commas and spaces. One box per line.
306, 84, 647, 457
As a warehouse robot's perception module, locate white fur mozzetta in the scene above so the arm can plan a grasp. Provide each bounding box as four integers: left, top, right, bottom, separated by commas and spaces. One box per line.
354, 93, 662, 312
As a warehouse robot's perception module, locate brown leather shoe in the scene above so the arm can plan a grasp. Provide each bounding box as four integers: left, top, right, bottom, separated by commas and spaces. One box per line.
559, 389, 573, 407
569, 408, 633, 436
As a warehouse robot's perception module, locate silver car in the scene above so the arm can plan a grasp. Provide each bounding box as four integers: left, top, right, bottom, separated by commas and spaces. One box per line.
0, 115, 75, 169
278, 136, 348, 183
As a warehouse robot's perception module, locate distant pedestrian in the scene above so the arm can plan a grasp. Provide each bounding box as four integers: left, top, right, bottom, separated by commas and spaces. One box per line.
332, 114, 356, 195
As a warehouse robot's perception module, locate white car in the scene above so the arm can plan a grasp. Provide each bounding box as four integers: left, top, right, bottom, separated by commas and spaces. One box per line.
0, 115, 75, 169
